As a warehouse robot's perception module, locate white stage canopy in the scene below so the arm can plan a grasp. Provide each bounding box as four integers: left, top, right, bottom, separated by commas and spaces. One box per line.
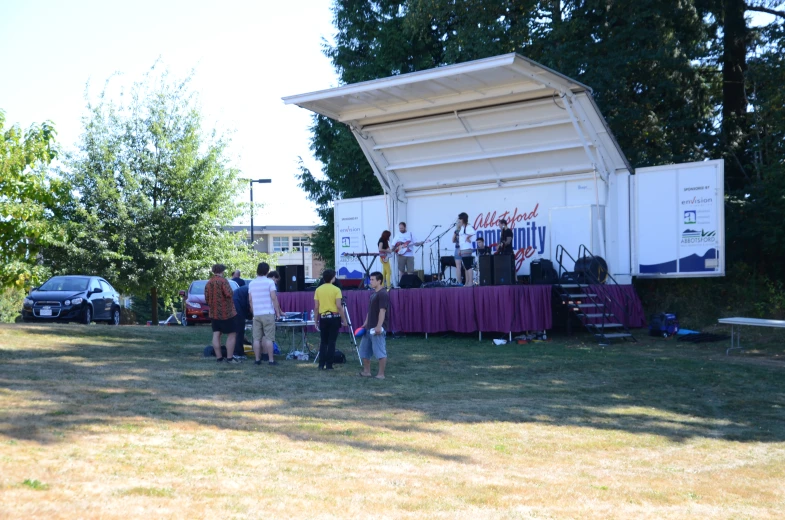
283, 53, 633, 201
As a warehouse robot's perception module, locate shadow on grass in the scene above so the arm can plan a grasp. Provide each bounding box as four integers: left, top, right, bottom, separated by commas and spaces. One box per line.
1, 324, 784, 457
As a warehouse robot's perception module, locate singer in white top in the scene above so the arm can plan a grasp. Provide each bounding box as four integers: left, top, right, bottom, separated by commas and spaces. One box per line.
391, 222, 422, 286
456, 212, 477, 287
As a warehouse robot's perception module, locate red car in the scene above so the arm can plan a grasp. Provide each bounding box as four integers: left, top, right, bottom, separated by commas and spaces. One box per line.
179, 279, 239, 326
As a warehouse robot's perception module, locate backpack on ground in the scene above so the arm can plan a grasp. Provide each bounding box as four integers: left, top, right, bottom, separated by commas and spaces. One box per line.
332, 350, 346, 364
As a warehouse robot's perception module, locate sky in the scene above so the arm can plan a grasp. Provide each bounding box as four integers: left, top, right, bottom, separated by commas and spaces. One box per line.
1, 3, 779, 229
0, 0, 339, 226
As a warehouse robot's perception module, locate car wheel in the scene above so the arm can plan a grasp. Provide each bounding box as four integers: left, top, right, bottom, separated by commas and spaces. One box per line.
82, 306, 92, 325
110, 308, 120, 326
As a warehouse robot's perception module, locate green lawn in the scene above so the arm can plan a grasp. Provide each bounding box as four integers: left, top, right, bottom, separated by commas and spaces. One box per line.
1, 323, 784, 519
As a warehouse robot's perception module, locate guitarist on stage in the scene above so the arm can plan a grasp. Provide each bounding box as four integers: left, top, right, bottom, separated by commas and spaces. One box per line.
392, 222, 422, 287
377, 230, 393, 290
497, 218, 514, 254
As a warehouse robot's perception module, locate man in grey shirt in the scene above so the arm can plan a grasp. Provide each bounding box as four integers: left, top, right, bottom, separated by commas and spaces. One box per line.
358, 271, 389, 380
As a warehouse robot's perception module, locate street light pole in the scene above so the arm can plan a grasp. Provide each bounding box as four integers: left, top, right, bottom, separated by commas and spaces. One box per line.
249, 179, 272, 247
301, 237, 310, 274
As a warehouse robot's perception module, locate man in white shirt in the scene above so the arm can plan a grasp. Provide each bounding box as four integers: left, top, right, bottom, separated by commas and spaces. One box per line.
392, 222, 420, 286
248, 262, 283, 366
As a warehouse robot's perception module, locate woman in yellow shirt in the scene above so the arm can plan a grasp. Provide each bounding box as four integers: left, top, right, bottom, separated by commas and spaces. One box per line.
378, 230, 393, 290
313, 269, 348, 370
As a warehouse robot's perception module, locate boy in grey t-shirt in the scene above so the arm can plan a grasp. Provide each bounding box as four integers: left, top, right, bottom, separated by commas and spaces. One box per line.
359, 271, 388, 379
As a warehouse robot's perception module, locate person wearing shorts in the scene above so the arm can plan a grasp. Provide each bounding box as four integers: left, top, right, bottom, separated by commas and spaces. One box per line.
452, 227, 464, 284
249, 262, 283, 366
358, 272, 389, 379
457, 212, 477, 287
204, 264, 238, 363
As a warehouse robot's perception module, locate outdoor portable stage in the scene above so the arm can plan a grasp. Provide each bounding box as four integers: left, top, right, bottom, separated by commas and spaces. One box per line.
284, 53, 725, 286
276, 285, 645, 336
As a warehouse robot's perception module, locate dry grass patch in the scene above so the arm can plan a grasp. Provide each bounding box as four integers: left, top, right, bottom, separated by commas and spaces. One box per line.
1, 323, 784, 518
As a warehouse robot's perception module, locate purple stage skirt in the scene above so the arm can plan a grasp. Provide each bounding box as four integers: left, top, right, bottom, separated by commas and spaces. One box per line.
277, 285, 645, 334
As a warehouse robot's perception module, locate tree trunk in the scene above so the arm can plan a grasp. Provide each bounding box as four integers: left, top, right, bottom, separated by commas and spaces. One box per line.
551, 0, 561, 25
722, 0, 749, 191
151, 286, 159, 326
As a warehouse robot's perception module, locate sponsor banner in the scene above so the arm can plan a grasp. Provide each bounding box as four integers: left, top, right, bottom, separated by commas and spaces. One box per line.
677, 170, 719, 273
636, 160, 724, 277
334, 197, 389, 279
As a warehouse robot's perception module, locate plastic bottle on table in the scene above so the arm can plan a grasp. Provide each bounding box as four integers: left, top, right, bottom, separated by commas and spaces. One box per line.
310, 310, 314, 322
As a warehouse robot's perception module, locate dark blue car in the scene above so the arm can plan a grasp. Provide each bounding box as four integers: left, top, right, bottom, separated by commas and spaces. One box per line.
22, 275, 121, 325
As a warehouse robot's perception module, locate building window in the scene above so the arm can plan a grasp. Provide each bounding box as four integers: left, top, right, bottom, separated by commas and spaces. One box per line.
292, 236, 310, 252
273, 236, 290, 252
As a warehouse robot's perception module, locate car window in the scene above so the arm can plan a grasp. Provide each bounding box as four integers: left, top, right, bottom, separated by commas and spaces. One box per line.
99, 280, 113, 293
90, 279, 101, 291
38, 276, 90, 292
189, 281, 208, 295
229, 280, 239, 291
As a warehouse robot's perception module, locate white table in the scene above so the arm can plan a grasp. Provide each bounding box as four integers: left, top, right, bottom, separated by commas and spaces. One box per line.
275, 320, 316, 356
717, 317, 785, 355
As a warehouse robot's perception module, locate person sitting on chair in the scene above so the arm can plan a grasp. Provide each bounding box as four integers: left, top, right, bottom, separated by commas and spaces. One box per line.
476, 237, 492, 256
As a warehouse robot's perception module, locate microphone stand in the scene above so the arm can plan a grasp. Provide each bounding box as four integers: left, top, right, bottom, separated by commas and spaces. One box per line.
417, 225, 439, 281
432, 224, 454, 282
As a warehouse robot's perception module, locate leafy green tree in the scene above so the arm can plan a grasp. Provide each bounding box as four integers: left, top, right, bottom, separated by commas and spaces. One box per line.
725, 23, 785, 277
0, 286, 26, 323
0, 110, 69, 287
44, 65, 275, 323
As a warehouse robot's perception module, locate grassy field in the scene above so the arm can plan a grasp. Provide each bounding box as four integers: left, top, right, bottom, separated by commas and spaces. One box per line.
1, 323, 784, 519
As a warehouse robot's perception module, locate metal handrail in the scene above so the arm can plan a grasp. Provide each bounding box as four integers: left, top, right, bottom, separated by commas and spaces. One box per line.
576, 244, 633, 327
553, 245, 617, 330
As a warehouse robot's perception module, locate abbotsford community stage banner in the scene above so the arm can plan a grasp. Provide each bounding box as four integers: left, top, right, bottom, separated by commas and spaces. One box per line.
335, 176, 609, 278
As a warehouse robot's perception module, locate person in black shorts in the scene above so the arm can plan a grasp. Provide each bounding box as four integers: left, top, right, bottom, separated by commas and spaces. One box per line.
204, 264, 239, 363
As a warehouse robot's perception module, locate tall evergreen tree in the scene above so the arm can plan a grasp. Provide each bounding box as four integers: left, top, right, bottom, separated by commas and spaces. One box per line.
302, 0, 783, 272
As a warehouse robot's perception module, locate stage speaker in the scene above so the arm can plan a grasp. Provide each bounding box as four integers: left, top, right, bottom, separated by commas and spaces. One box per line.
399, 273, 422, 289
478, 255, 494, 286
530, 259, 557, 285
276, 265, 305, 292
493, 254, 515, 285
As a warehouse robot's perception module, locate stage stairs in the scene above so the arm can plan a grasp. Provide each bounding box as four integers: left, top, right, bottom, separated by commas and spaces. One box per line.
553, 245, 636, 344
